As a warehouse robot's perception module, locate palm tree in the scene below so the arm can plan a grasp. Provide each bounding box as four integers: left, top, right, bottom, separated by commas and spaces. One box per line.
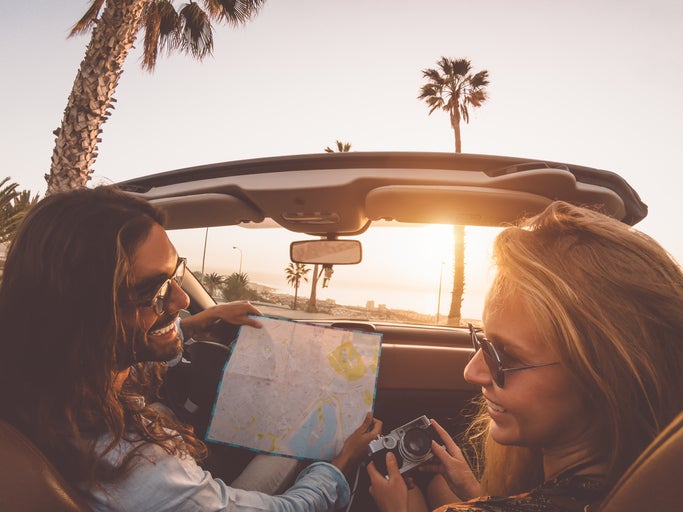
419, 57, 489, 325
221, 271, 252, 301
285, 263, 310, 311
305, 140, 353, 312
324, 140, 352, 153
47, 0, 267, 194
0, 178, 41, 244
202, 271, 224, 298
10, 190, 41, 213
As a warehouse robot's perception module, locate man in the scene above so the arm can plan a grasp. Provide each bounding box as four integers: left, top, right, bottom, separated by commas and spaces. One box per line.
0, 185, 380, 511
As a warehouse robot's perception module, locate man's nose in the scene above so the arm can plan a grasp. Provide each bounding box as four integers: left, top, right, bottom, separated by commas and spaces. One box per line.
168, 280, 190, 312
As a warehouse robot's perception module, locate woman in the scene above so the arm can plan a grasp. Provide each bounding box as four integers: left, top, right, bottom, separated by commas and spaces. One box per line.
368, 201, 683, 512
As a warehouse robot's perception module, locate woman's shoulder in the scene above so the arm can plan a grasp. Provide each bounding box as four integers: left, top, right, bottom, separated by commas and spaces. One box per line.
434, 474, 608, 512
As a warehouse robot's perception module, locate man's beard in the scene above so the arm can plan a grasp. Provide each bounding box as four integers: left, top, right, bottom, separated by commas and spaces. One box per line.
137, 331, 183, 362
121, 315, 183, 366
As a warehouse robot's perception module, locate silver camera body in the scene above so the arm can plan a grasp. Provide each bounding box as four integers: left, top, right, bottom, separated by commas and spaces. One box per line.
368, 415, 441, 476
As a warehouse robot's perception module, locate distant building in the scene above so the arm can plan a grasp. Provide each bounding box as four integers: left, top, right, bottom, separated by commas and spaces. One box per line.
366, 300, 375, 310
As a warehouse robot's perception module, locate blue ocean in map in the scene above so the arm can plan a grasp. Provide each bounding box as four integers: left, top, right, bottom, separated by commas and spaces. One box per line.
288, 402, 338, 460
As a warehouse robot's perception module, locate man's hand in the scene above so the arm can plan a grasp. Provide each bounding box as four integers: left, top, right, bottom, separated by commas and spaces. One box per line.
331, 412, 382, 481
180, 301, 262, 340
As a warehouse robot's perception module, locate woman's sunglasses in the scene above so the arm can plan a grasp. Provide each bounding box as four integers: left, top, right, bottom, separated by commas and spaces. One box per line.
467, 322, 559, 388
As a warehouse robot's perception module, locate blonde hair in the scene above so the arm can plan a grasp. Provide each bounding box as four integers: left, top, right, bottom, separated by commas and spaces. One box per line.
466, 201, 683, 494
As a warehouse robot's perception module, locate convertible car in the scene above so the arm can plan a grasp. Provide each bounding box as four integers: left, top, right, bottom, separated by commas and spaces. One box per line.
115, 151, 654, 509
2, 151, 680, 511
118, 151, 646, 427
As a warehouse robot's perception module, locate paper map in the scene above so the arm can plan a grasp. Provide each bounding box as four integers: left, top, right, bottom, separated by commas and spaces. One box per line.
205, 315, 382, 460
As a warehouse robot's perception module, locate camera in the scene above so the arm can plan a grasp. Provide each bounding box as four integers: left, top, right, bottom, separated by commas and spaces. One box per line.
368, 415, 441, 476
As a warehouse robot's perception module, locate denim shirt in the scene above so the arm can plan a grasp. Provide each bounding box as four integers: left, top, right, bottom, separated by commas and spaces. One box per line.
85, 434, 351, 512
86, 321, 350, 511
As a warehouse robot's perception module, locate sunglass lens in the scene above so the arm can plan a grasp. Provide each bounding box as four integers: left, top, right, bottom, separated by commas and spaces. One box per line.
481, 345, 504, 387
153, 281, 171, 315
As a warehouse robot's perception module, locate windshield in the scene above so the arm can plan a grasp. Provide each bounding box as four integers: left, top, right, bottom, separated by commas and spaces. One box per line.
167, 223, 501, 326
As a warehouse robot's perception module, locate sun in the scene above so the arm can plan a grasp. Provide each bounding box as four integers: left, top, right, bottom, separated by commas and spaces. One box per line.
352, 223, 501, 319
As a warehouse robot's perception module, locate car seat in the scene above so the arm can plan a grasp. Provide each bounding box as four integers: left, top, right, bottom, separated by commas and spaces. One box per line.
596, 409, 683, 512
0, 420, 91, 511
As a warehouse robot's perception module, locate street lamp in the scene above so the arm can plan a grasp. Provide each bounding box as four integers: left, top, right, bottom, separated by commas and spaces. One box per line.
233, 246, 243, 274
436, 261, 445, 324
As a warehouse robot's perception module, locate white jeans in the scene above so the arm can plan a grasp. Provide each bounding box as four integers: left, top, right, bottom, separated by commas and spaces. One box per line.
231, 454, 304, 494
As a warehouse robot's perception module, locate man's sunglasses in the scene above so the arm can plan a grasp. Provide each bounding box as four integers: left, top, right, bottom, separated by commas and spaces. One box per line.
144, 258, 187, 316
467, 322, 559, 388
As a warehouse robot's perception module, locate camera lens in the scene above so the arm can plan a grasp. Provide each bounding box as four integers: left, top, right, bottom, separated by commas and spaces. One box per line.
402, 428, 431, 458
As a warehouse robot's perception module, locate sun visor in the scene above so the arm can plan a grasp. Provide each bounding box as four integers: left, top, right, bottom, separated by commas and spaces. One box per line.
365, 185, 626, 226
149, 193, 264, 230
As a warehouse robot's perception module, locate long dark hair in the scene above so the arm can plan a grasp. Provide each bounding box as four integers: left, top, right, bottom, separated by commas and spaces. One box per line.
0, 186, 205, 487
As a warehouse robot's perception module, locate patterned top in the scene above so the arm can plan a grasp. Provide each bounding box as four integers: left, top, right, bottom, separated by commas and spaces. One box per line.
434, 472, 607, 512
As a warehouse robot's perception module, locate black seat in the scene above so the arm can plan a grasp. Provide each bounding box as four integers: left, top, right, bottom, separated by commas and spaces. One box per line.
0, 420, 91, 511
185, 340, 231, 438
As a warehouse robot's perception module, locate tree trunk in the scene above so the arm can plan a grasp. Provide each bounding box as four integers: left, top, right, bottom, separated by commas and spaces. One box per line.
305, 264, 321, 313
47, 0, 147, 194
447, 110, 465, 324
451, 112, 463, 153
447, 224, 465, 324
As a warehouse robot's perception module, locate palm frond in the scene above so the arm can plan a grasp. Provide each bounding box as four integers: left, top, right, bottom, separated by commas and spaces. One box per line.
324, 141, 352, 152
421, 68, 443, 83
337, 141, 352, 152
449, 58, 472, 77
203, 0, 266, 25
460, 103, 470, 124
419, 83, 445, 105
11, 190, 41, 210
157, 0, 182, 47
141, 0, 183, 70
69, 0, 106, 36
470, 70, 490, 89
178, 1, 215, 59
467, 89, 488, 108
0, 179, 40, 244
0, 178, 18, 210
226, 271, 249, 287
141, 3, 163, 71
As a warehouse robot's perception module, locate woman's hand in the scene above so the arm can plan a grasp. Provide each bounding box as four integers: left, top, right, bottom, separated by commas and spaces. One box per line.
331, 412, 382, 481
180, 301, 262, 339
367, 452, 414, 512
418, 419, 481, 500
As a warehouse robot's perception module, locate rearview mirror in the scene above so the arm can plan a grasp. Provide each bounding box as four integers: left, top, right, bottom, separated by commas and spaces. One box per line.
290, 240, 362, 265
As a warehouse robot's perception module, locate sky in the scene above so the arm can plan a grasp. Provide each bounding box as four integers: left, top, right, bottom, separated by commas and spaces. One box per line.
2, 0, 682, 271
